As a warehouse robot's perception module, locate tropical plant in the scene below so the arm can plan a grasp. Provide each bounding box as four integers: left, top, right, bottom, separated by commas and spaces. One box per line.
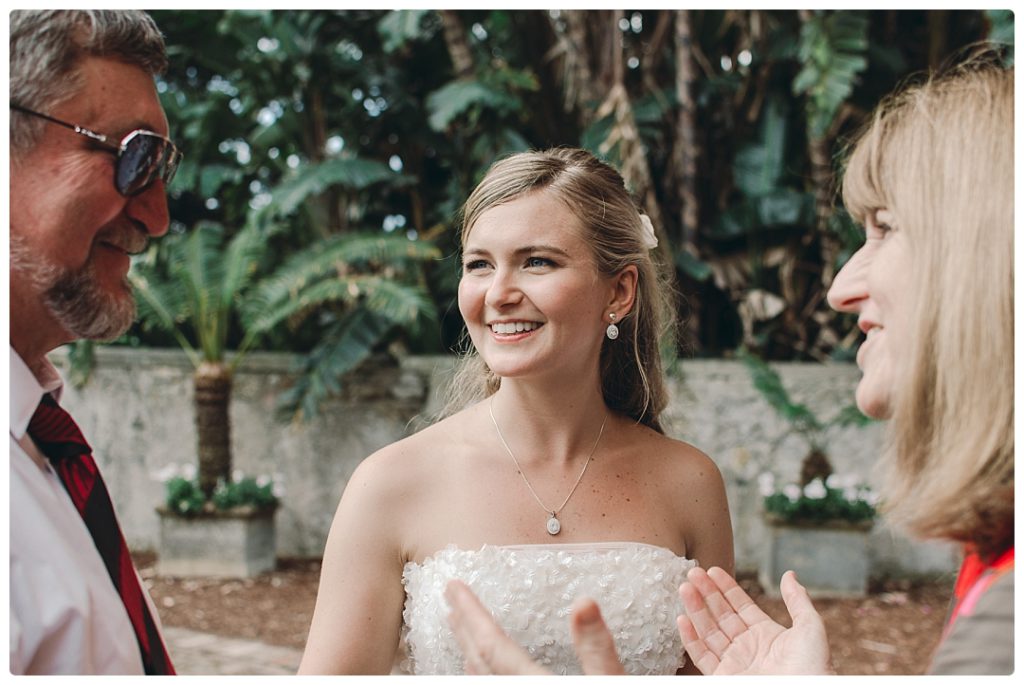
131, 216, 439, 498
740, 348, 873, 487
63, 10, 1005, 390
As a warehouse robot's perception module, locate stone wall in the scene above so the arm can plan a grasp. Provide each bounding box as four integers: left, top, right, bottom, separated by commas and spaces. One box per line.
54, 347, 958, 578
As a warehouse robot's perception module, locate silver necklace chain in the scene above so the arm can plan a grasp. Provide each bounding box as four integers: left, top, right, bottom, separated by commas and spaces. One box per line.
488, 397, 607, 535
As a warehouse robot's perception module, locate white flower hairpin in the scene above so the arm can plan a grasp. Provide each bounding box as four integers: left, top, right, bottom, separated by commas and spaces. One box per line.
639, 214, 658, 250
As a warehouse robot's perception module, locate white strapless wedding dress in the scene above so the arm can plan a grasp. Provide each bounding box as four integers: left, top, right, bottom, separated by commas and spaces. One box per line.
397, 541, 696, 675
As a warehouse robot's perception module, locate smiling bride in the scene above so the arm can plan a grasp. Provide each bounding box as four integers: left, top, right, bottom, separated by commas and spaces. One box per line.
297, 147, 734, 675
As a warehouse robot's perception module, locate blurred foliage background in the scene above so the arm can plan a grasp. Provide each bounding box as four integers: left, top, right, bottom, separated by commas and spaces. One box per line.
95, 9, 1012, 418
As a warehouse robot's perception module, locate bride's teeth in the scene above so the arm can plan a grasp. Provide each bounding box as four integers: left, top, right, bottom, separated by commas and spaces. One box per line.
492, 322, 539, 334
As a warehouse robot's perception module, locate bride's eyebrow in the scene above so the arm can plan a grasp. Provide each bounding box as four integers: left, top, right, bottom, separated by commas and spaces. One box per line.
462, 245, 572, 258
513, 245, 571, 257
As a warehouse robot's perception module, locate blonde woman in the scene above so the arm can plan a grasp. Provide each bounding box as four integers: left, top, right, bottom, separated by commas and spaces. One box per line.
447, 59, 1013, 675
298, 148, 734, 674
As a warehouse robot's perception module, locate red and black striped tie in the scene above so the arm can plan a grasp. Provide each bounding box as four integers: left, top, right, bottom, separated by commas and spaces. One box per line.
27, 392, 175, 675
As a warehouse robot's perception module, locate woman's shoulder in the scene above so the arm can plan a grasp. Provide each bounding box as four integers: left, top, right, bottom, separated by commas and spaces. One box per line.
621, 419, 720, 474
351, 404, 485, 485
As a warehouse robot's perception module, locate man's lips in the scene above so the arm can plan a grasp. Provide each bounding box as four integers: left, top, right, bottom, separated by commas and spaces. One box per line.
96, 226, 148, 256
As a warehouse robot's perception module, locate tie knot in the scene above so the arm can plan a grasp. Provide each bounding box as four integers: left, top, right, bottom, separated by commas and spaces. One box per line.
27, 393, 91, 462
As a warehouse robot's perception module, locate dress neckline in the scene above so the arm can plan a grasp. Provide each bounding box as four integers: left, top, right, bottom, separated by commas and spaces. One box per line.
408, 540, 691, 568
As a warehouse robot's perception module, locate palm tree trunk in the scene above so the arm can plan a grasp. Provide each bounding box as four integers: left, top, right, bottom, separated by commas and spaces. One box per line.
194, 361, 233, 498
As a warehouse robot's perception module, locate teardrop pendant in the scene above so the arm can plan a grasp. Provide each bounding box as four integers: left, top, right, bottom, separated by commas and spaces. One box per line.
546, 514, 561, 535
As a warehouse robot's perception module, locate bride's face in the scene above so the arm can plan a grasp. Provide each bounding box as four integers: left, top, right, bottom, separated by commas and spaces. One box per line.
458, 190, 614, 382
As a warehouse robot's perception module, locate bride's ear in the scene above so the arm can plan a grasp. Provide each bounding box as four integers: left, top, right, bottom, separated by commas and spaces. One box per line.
607, 265, 638, 317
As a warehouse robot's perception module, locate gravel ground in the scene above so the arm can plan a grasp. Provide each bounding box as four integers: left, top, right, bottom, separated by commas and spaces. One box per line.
136, 553, 952, 675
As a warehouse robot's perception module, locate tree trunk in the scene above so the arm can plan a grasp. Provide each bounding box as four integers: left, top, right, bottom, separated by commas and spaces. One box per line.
672, 9, 699, 249
194, 361, 233, 498
559, 10, 601, 124
439, 10, 475, 79
596, 11, 666, 245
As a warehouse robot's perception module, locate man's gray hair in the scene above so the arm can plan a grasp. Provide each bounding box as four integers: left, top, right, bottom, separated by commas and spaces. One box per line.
10, 10, 168, 153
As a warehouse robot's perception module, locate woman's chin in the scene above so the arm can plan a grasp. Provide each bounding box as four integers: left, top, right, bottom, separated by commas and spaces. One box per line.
855, 385, 892, 420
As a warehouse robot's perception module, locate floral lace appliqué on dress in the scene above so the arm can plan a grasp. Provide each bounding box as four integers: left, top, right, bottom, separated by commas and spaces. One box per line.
398, 541, 696, 675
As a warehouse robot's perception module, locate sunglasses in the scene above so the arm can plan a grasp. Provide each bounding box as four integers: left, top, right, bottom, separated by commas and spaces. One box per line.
11, 103, 183, 197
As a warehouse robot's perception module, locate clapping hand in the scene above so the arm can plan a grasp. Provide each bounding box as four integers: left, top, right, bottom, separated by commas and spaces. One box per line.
677, 566, 835, 675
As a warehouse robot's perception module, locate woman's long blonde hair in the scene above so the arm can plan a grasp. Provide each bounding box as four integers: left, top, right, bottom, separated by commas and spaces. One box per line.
443, 148, 678, 433
841, 58, 1013, 559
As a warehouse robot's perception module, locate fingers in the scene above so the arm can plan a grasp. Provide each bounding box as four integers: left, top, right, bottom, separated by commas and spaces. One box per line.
779, 571, 823, 631
676, 614, 720, 675
705, 566, 771, 626
445, 580, 548, 675
676, 566, 772, 670
569, 598, 625, 675
684, 567, 756, 638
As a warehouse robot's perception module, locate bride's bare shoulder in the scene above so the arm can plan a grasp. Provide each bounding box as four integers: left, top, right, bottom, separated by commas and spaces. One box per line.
349, 403, 486, 486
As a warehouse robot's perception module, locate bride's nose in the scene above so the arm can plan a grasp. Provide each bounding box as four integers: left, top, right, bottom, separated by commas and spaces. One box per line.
485, 268, 524, 309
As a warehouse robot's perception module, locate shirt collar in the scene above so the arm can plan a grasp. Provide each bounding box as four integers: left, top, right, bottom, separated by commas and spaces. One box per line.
10, 345, 64, 440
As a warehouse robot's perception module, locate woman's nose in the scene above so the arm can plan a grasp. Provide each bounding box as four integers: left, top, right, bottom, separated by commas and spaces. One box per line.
826, 247, 868, 314
484, 268, 523, 308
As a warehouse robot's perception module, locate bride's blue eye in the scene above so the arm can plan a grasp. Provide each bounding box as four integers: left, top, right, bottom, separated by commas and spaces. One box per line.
526, 256, 554, 268
463, 259, 489, 272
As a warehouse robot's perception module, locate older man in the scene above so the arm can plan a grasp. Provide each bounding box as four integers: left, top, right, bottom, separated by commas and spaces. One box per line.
10, 10, 181, 674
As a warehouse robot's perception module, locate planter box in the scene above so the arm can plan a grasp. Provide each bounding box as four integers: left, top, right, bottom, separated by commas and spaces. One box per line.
759, 518, 873, 598
156, 506, 277, 578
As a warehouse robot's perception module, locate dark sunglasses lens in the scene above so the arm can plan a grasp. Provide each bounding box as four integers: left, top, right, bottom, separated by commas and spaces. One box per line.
116, 133, 167, 196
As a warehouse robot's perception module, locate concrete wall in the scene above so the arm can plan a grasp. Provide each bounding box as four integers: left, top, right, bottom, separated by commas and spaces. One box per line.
53, 347, 958, 578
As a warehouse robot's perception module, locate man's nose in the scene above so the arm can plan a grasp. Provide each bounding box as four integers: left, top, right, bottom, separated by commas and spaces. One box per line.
125, 180, 170, 238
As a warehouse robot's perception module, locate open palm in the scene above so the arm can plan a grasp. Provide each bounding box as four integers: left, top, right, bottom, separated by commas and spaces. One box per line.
677, 567, 835, 675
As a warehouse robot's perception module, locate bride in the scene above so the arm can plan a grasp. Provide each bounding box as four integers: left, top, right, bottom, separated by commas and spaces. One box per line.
297, 147, 734, 675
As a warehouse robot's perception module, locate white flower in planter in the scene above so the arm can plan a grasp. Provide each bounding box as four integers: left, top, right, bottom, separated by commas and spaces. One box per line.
153, 463, 180, 482
757, 472, 776, 497
182, 462, 197, 480
783, 484, 802, 501
803, 478, 827, 500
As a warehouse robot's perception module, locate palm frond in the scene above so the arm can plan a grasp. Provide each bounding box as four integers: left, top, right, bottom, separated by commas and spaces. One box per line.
277, 308, 394, 422
240, 232, 439, 334
170, 223, 228, 360
129, 269, 201, 366
261, 158, 407, 220
244, 274, 434, 335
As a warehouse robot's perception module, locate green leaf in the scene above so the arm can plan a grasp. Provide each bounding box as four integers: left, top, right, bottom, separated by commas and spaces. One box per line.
794, 11, 869, 138
266, 158, 402, 219
675, 250, 713, 282
378, 9, 432, 53
733, 97, 788, 197
740, 348, 823, 435
277, 308, 394, 421
426, 79, 518, 131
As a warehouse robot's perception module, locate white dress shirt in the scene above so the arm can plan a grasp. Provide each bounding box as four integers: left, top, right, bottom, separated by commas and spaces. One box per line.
9, 345, 165, 674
